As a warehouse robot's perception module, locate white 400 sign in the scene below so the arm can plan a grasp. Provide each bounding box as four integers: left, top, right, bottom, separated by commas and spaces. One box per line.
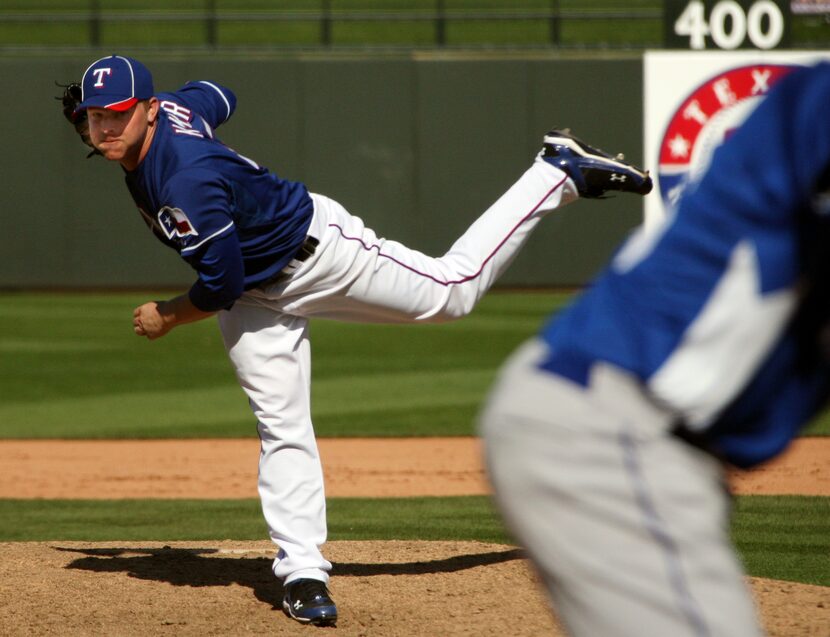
668, 0, 789, 49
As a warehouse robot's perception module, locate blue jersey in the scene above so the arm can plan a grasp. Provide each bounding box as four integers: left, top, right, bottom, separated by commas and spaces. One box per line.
124, 81, 314, 312
539, 62, 830, 468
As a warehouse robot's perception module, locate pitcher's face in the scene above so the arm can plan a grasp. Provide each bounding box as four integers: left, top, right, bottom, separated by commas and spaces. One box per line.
87, 98, 158, 170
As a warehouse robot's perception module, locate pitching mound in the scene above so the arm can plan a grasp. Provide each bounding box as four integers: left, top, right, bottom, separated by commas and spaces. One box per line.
2, 540, 829, 636
2, 540, 559, 636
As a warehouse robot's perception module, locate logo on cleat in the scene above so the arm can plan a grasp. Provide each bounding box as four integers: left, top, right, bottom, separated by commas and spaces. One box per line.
294, 600, 303, 610
610, 174, 627, 182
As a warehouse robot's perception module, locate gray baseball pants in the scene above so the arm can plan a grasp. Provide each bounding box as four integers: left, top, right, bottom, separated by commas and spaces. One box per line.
480, 338, 764, 637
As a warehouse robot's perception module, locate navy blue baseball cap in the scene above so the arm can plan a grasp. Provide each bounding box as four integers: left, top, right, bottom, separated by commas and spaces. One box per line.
77, 55, 154, 112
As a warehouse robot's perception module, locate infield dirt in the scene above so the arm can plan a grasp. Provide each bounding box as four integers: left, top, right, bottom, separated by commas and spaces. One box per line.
1, 437, 828, 499
1, 437, 828, 636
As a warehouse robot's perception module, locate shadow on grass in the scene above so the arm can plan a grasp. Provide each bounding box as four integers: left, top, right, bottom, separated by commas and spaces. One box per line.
55, 545, 525, 608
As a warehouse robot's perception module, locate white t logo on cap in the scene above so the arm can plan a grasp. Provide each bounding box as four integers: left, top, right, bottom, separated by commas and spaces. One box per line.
92, 68, 112, 88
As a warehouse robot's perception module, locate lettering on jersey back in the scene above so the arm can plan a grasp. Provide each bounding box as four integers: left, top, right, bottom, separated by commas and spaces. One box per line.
160, 100, 203, 138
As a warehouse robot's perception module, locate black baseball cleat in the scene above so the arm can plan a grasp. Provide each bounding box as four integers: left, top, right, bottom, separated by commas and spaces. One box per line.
282, 578, 338, 627
541, 129, 653, 199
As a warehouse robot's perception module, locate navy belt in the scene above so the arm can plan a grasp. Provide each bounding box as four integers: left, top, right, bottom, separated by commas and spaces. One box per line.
259, 235, 319, 288
291, 235, 319, 264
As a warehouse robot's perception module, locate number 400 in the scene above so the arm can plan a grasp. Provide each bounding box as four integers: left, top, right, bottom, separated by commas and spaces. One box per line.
674, 0, 785, 50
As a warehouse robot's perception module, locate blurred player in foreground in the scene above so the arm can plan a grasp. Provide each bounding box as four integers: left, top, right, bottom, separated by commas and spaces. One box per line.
481, 61, 830, 637
61, 54, 651, 627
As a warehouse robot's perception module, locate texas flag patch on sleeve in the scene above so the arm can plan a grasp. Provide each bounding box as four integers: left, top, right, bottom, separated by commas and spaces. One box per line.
158, 206, 199, 240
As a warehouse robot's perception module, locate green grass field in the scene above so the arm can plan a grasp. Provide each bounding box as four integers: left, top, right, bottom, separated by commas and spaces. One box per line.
0, 291, 565, 438
0, 1, 827, 49
1, 291, 829, 439
1, 290, 829, 590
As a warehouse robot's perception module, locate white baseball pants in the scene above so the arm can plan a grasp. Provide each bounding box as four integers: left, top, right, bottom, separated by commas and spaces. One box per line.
217, 159, 577, 584
480, 338, 764, 637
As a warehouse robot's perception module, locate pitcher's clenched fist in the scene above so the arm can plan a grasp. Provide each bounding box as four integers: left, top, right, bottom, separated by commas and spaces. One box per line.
133, 302, 168, 339
133, 295, 213, 339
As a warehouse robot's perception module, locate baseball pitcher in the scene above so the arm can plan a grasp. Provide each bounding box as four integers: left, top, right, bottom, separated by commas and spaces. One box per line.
61, 54, 652, 627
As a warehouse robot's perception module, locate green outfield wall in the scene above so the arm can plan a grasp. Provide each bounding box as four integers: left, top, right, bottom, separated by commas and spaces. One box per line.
2, 54, 644, 289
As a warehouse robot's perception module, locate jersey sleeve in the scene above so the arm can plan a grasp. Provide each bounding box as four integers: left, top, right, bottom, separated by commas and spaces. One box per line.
159, 168, 245, 310
173, 81, 237, 130
187, 232, 245, 312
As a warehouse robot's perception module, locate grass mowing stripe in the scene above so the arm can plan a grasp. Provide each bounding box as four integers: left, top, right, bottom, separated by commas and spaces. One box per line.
0, 368, 497, 438
732, 495, 830, 587
0, 387, 251, 438
1, 496, 828, 587
0, 496, 509, 545
1, 499, 268, 542
327, 496, 510, 543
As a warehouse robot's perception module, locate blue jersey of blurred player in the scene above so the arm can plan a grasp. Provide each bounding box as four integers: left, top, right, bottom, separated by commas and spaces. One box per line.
482, 61, 830, 637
